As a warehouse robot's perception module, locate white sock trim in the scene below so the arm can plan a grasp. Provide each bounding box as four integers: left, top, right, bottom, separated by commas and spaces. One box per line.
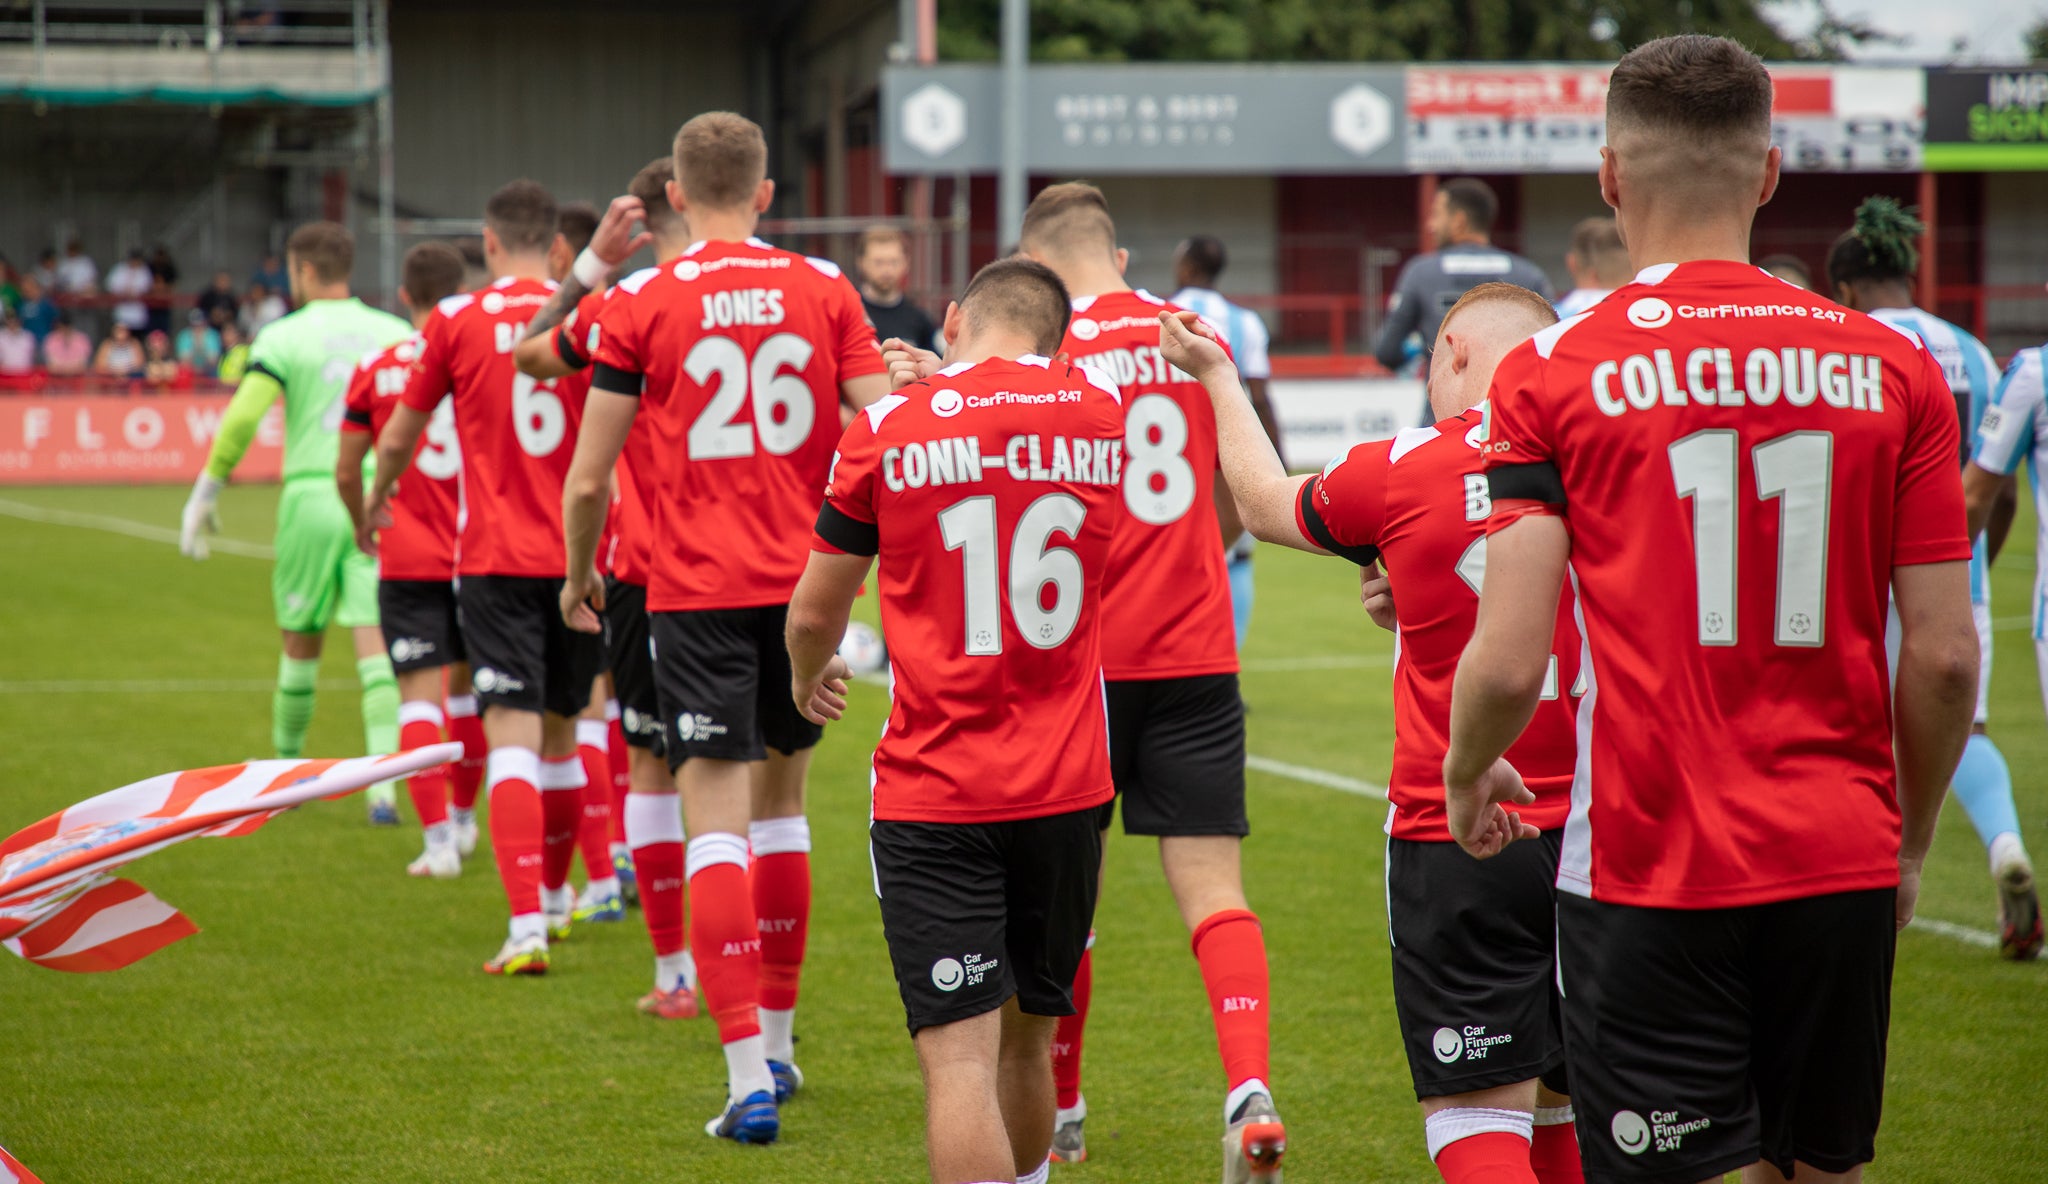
1017, 1159, 1051, 1184
760, 1006, 796, 1062
722, 1033, 774, 1101
686, 831, 750, 880
1424, 1107, 1533, 1163
575, 718, 609, 748
539, 755, 587, 792
398, 699, 446, 728
1225, 1077, 1269, 1125
749, 815, 811, 856
445, 694, 478, 718
604, 698, 622, 722
508, 912, 547, 944
485, 746, 540, 789
1533, 1103, 1575, 1127
625, 793, 684, 847
1990, 830, 2029, 876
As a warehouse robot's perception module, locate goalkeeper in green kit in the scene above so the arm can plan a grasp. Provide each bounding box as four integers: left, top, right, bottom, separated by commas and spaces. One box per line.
179, 222, 414, 821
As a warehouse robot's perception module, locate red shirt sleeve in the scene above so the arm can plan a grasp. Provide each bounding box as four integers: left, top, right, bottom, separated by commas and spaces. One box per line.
340, 359, 374, 434
1892, 343, 1973, 567
1296, 440, 1393, 565
1478, 339, 1565, 533
398, 311, 453, 413
556, 290, 608, 370
588, 289, 646, 391
812, 411, 884, 555
832, 276, 887, 382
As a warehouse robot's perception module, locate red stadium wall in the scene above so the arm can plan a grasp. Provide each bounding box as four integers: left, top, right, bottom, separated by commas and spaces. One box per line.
0, 393, 283, 485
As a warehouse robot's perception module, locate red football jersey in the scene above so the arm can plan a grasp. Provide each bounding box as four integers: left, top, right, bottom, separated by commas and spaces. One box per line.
342, 334, 461, 582
399, 276, 583, 579
1062, 290, 1237, 680
588, 239, 886, 611
815, 356, 1124, 823
1482, 260, 1971, 909
1297, 407, 1581, 842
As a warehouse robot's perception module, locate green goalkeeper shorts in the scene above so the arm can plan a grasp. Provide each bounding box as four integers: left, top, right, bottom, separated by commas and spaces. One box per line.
273, 478, 380, 635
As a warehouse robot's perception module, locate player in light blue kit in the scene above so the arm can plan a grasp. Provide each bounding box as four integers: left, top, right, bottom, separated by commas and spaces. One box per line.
1830, 197, 2040, 960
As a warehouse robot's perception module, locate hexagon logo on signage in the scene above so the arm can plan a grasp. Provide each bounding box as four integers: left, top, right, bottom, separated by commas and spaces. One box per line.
903, 83, 969, 158
1329, 83, 1393, 156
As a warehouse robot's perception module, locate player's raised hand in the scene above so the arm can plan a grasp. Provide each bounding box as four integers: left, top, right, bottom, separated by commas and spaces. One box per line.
1444, 757, 1538, 859
881, 338, 941, 390
1360, 561, 1396, 632
1158, 310, 1232, 381
560, 565, 606, 634
589, 194, 653, 267
178, 474, 223, 560
793, 654, 852, 725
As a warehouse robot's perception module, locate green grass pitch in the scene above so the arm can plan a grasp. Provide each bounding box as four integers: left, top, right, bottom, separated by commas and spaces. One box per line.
0, 483, 2039, 1181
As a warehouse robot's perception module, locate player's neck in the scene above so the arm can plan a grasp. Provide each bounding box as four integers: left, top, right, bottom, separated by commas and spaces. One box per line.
1443, 232, 1489, 249
652, 233, 692, 265
300, 283, 350, 303
490, 253, 552, 283
1618, 206, 1754, 271
943, 331, 1043, 368
688, 208, 762, 246
1856, 283, 1916, 313
1060, 263, 1131, 300
862, 283, 901, 305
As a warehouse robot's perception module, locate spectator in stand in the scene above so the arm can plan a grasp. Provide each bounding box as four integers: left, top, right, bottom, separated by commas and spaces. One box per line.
42, 314, 92, 376
197, 269, 240, 327
56, 239, 99, 295
108, 249, 153, 332
0, 310, 35, 376
857, 226, 939, 352
16, 278, 56, 341
175, 308, 223, 372
216, 321, 250, 383
93, 322, 144, 378
241, 281, 286, 337
149, 244, 180, 289
145, 269, 177, 336
251, 251, 289, 296
0, 256, 20, 313
30, 249, 58, 292
142, 330, 181, 387
1758, 253, 1815, 290
217, 321, 250, 383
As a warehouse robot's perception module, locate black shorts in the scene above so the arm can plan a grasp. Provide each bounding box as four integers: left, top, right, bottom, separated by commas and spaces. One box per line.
602, 577, 663, 753
378, 579, 464, 673
1558, 888, 1896, 1183
871, 809, 1103, 1033
650, 604, 823, 769
1101, 673, 1247, 837
1388, 831, 1565, 1099
455, 575, 605, 718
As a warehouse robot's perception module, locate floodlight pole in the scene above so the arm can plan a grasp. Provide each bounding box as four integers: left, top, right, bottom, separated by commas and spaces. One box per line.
997, 0, 1027, 250
373, 0, 396, 311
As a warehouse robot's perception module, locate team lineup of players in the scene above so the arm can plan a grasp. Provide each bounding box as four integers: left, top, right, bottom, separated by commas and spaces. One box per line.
172, 30, 2046, 1184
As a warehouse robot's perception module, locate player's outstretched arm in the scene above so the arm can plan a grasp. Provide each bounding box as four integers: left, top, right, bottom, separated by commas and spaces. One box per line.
1443, 513, 1566, 858
1891, 559, 1981, 931
1962, 462, 2016, 550
559, 389, 636, 633
178, 368, 283, 559
841, 371, 892, 412
786, 551, 873, 724
363, 402, 430, 556
1159, 310, 1316, 552
1370, 267, 1423, 373
521, 194, 650, 342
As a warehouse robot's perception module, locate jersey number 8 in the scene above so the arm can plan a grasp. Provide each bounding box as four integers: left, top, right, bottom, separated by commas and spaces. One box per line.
685, 333, 818, 460
1123, 394, 1198, 525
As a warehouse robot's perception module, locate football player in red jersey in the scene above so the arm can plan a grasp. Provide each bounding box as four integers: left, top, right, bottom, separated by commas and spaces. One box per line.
1167, 284, 1587, 1184
787, 257, 1124, 1184
1021, 182, 1280, 1180
561, 113, 889, 1143
337, 241, 473, 881
518, 157, 703, 1019
366, 179, 606, 978
1444, 37, 1979, 1184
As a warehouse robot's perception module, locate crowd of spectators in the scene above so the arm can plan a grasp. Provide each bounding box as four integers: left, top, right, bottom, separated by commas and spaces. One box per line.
0, 241, 277, 390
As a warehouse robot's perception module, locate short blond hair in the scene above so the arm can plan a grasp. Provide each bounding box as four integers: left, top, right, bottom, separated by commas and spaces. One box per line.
1439, 282, 1559, 341
673, 112, 767, 210
1018, 182, 1116, 261
859, 226, 908, 258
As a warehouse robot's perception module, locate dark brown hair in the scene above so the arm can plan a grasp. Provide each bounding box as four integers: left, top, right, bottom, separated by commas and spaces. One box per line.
555, 201, 600, 255
400, 241, 466, 309
673, 112, 767, 210
1606, 35, 1773, 145
628, 156, 683, 237
1440, 178, 1499, 235
484, 179, 559, 253
1019, 181, 1117, 259
285, 221, 353, 284
959, 258, 1072, 355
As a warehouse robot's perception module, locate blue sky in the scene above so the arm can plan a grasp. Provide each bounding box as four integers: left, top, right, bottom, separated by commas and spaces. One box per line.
1766, 0, 2044, 60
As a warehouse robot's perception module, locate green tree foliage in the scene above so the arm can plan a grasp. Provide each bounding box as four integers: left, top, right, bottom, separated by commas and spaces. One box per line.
2026, 16, 2048, 61
936, 0, 1885, 63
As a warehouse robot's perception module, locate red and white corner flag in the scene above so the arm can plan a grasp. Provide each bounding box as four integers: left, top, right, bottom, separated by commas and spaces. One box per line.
1, 1141, 45, 1183
0, 746, 459, 972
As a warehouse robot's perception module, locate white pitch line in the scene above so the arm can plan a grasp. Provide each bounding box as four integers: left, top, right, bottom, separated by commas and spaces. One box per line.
1245, 753, 1389, 801
1906, 915, 2001, 949
0, 678, 359, 694
0, 497, 275, 559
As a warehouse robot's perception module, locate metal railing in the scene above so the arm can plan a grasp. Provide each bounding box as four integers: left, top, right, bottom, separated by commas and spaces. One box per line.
0, 1, 369, 48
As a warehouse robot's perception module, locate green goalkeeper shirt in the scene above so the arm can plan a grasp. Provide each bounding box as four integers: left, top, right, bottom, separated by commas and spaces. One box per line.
203, 297, 412, 484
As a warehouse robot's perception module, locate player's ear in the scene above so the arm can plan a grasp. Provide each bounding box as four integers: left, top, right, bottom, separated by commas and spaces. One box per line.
941, 302, 964, 350
481, 225, 503, 260
1758, 144, 1783, 208
1597, 147, 1621, 213
665, 179, 687, 216
754, 179, 776, 215
1114, 247, 1129, 275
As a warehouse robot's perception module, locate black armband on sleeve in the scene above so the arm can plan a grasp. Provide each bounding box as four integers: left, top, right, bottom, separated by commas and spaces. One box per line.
1488, 461, 1566, 505
342, 407, 372, 428
1296, 478, 1381, 568
814, 503, 880, 557
591, 361, 644, 396
554, 326, 588, 370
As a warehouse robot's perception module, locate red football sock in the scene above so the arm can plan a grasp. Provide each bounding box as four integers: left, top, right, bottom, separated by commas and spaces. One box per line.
574, 720, 613, 881
1435, 1132, 1538, 1184
626, 792, 686, 956
1052, 939, 1092, 1110
1192, 908, 1271, 1091
446, 695, 486, 811
398, 704, 448, 828
485, 748, 543, 917
688, 834, 762, 1042
749, 817, 811, 1011
1530, 1117, 1584, 1184
605, 707, 630, 846
538, 756, 585, 893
